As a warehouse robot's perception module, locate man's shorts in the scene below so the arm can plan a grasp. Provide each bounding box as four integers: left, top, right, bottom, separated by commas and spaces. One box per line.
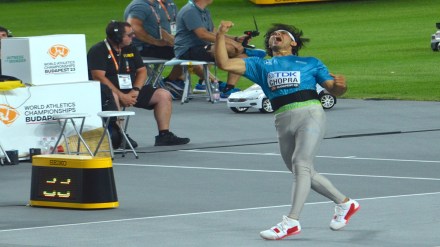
133, 84, 157, 110
179, 45, 215, 62
140, 46, 175, 60
106, 84, 157, 111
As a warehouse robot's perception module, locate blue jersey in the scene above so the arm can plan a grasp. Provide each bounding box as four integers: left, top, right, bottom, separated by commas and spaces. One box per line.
243, 55, 333, 100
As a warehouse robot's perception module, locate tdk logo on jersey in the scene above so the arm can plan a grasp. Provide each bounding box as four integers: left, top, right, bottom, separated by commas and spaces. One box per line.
267, 71, 300, 91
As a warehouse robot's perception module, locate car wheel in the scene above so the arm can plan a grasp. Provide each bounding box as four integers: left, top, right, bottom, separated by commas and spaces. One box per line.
230, 107, 249, 113
259, 98, 274, 113
320, 93, 336, 109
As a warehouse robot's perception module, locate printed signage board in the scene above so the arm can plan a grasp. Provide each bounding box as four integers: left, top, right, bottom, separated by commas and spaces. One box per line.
1, 34, 88, 85
0, 81, 101, 157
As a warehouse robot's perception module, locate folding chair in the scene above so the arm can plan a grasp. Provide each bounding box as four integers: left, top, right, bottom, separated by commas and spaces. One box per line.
164, 59, 216, 104
142, 57, 169, 88
94, 111, 138, 159
0, 140, 11, 165
51, 113, 94, 156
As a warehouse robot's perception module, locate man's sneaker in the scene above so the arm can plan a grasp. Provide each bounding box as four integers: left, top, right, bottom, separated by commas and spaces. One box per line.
120, 134, 138, 149
193, 81, 206, 93
260, 216, 301, 240
329, 199, 360, 231
154, 132, 190, 146
218, 81, 226, 92
163, 79, 184, 100
164, 79, 185, 91
167, 87, 183, 100
220, 87, 241, 101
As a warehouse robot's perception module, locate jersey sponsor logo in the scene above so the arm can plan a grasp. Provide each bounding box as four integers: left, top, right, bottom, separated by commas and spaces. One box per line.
267, 71, 300, 91
123, 53, 134, 58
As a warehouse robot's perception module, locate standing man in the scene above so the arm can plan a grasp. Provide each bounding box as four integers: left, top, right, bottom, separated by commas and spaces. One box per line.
215, 21, 359, 240
88, 21, 190, 146
174, 0, 247, 99
124, 0, 184, 96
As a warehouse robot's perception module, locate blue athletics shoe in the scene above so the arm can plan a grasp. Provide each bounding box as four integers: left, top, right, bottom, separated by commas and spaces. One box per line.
193, 80, 206, 93
218, 81, 226, 92
245, 48, 266, 58
220, 87, 241, 101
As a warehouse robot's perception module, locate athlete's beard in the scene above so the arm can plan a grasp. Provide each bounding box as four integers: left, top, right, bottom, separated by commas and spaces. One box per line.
271, 45, 290, 56
271, 45, 281, 53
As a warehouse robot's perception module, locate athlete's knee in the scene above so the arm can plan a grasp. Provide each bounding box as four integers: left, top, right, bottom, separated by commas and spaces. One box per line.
293, 162, 312, 176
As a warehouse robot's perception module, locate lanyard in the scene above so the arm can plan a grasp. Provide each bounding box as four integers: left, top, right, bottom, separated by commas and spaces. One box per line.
104, 39, 119, 72
149, 4, 163, 39
104, 39, 130, 73
150, 5, 160, 25
157, 0, 171, 22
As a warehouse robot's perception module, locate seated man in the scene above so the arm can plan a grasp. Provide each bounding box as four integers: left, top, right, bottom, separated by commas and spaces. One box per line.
87, 21, 190, 147
174, 0, 247, 99
0, 26, 13, 75
124, 0, 185, 98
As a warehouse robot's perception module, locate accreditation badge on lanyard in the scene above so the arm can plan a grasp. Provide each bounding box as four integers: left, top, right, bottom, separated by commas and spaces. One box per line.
118, 58, 133, 89
170, 22, 177, 36
104, 39, 133, 90
118, 74, 133, 90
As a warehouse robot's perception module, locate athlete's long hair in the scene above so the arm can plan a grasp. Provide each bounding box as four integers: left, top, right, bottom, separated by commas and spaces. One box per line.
264, 23, 310, 57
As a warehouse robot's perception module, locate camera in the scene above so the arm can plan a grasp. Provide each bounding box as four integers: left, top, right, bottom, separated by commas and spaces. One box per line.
430, 22, 440, 51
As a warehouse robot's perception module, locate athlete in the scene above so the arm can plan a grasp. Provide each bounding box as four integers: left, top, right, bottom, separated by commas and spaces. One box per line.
215, 21, 360, 240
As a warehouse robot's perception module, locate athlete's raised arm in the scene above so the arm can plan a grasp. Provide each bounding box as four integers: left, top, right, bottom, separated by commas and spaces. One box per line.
215, 21, 246, 75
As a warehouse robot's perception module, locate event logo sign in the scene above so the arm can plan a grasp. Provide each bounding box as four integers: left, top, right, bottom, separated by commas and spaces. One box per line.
48, 44, 70, 59
0, 104, 20, 126
44, 44, 76, 75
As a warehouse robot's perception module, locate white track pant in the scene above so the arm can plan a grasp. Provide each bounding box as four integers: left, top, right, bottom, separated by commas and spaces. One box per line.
275, 104, 347, 220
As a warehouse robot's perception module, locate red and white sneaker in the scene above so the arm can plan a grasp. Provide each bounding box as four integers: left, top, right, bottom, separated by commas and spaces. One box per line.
330, 199, 360, 231
260, 216, 301, 240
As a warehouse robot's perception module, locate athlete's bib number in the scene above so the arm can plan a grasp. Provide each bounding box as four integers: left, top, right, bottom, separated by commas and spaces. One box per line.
267, 71, 300, 91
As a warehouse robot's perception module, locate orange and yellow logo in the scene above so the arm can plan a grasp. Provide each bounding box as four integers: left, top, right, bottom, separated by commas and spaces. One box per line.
0, 104, 20, 126
48, 44, 70, 59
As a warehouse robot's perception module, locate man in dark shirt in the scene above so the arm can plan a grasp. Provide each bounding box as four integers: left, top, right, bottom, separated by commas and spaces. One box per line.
87, 21, 190, 146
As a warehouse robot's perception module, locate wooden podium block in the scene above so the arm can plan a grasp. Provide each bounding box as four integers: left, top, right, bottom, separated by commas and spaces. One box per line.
29, 154, 118, 209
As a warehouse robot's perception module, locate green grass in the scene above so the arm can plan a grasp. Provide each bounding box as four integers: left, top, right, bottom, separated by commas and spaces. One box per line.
1, 0, 439, 100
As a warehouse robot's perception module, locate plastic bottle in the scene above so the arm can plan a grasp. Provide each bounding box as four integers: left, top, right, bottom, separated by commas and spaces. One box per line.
212, 81, 220, 103
41, 137, 49, 154
49, 137, 57, 153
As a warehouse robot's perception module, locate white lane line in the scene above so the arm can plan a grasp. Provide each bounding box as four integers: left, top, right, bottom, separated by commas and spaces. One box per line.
321, 173, 440, 181
180, 150, 440, 164
113, 163, 440, 181
1, 191, 439, 233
